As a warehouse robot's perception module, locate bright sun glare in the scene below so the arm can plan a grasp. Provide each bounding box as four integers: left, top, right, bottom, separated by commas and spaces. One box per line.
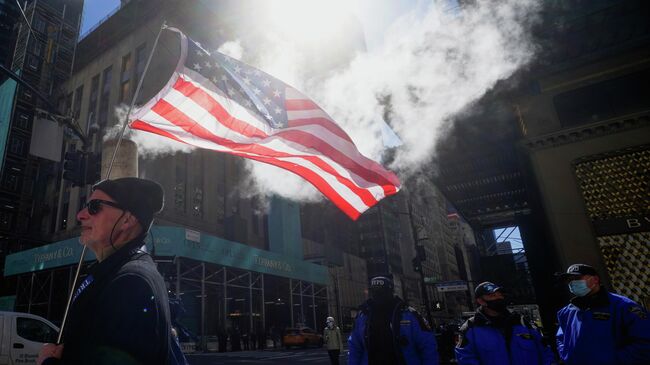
263, 0, 353, 44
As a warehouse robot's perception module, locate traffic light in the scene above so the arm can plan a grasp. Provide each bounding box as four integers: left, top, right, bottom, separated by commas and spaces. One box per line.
412, 257, 422, 273
84, 152, 102, 185
63, 149, 85, 187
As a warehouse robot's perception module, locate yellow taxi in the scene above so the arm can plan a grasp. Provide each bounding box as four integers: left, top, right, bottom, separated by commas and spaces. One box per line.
282, 327, 324, 348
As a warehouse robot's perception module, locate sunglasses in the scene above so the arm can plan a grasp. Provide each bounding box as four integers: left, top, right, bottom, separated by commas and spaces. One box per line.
85, 199, 125, 215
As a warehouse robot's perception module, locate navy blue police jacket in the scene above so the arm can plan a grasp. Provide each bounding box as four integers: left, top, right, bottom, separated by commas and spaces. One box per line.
44, 237, 171, 365
556, 289, 650, 365
455, 308, 556, 365
348, 297, 439, 365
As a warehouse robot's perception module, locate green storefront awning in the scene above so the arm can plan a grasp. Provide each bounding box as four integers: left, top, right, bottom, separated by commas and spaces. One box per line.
3, 226, 328, 284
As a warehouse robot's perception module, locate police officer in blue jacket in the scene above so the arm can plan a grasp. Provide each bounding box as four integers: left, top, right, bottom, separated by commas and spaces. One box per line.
348, 276, 438, 365
455, 282, 556, 365
556, 263, 650, 365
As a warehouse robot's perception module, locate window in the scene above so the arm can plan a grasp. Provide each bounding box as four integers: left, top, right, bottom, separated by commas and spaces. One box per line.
0, 210, 14, 231
73, 85, 83, 119
8, 135, 27, 157
135, 43, 147, 85
64, 93, 73, 116
120, 53, 132, 103
1, 170, 20, 192
120, 81, 131, 104
98, 66, 112, 126
88, 74, 100, 123
15, 112, 31, 131
29, 40, 44, 57
33, 16, 46, 33
16, 317, 58, 343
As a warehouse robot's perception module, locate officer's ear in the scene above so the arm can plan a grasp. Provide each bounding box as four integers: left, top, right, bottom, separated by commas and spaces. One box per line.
476, 297, 486, 306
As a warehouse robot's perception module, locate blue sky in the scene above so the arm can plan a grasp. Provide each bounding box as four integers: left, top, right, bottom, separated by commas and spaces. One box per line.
80, 0, 120, 37
493, 226, 524, 251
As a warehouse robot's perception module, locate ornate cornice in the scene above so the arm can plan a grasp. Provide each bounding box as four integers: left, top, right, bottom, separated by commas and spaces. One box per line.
521, 112, 650, 151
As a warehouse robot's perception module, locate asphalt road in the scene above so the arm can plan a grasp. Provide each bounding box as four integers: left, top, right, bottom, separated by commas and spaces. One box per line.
186, 347, 345, 364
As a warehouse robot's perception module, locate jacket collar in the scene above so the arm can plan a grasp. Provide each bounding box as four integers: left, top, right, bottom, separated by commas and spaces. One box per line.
570, 286, 609, 310
88, 234, 148, 280
472, 307, 517, 327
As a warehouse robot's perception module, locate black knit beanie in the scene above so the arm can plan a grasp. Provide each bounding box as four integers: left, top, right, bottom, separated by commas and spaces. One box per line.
92, 177, 164, 232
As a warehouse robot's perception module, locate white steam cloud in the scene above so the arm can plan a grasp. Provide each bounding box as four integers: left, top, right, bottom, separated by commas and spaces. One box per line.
318, 0, 540, 171
105, 104, 194, 158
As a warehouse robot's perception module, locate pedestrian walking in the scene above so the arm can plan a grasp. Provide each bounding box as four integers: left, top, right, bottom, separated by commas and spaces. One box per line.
348, 275, 439, 365
555, 264, 650, 365
324, 316, 343, 365
242, 331, 250, 350
37, 178, 172, 365
230, 327, 242, 351
455, 281, 556, 365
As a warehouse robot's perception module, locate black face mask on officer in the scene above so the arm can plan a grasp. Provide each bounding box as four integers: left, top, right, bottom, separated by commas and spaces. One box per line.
370, 287, 393, 303
483, 298, 508, 312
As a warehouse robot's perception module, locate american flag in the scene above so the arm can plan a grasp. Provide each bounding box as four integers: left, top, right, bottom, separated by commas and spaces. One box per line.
130, 28, 400, 219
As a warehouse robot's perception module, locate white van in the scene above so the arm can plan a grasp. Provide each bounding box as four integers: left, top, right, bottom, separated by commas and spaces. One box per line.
0, 311, 59, 365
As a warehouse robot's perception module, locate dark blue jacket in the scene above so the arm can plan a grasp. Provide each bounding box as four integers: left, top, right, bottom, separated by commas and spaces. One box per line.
348, 297, 438, 365
455, 308, 556, 365
556, 290, 650, 365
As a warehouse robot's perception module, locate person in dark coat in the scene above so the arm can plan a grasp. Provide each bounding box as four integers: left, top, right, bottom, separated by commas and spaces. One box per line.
37, 178, 171, 365
242, 331, 250, 350
218, 327, 228, 352
230, 327, 242, 351
349, 275, 439, 365
257, 328, 266, 350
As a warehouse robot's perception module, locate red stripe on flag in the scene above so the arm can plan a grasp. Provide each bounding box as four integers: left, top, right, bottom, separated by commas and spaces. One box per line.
242, 154, 362, 220
173, 77, 269, 139
287, 118, 354, 144
275, 129, 398, 196
285, 99, 320, 111
148, 100, 381, 208
131, 120, 188, 145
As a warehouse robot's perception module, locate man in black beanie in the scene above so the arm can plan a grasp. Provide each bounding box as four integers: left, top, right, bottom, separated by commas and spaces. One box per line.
38, 177, 174, 365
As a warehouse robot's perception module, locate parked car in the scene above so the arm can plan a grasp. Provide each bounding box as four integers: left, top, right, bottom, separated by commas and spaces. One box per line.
282, 327, 323, 348
0, 311, 59, 365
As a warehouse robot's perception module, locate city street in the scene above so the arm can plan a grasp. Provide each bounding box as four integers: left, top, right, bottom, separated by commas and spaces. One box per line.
1, 1, 647, 365
186, 348, 346, 364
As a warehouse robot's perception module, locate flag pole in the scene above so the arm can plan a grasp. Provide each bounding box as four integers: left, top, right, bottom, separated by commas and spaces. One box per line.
57, 20, 168, 344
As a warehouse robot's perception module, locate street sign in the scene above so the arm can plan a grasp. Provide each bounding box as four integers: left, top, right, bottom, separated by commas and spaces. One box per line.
424, 277, 437, 284
436, 280, 469, 292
